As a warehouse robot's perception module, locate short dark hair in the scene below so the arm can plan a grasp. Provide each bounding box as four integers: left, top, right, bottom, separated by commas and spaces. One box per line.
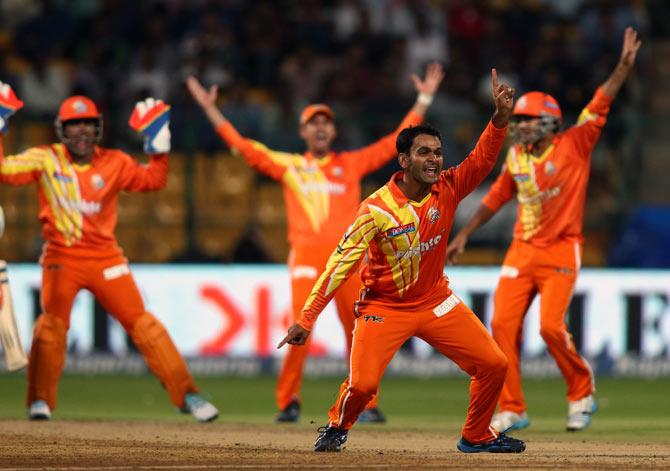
396, 124, 442, 155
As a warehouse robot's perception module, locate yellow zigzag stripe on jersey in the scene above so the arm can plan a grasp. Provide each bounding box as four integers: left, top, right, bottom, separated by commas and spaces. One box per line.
249, 141, 332, 232
283, 165, 329, 232
508, 146, 542, 240
0, 147, 45, 174
39, 145, 83, 245
324, 216, 376, 297
576, 107, 599, 126
371, 187, 421, 296
301, 213, 376, 311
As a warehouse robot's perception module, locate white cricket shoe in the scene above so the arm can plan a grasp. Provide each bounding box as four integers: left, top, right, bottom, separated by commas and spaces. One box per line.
183, 393, 219, 423
28, 400, 51, 421
491, 410, 530, 433
566, 395, 596, 431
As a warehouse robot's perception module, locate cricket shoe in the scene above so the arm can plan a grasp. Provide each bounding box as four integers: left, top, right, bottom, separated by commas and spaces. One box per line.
358, 407, 387, 424
276, 400, 300, 423
457, 433, 526, 453
314, 425, 348, 452
182, 393, 219, 423
491, 410, 530, 432
566, 395, 597, 431
28, 400, 51, 421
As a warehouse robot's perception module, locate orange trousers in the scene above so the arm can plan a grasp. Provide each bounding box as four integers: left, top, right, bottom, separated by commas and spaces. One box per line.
276, 246, 378, 411
491, 239, 594, 413
27, 252, 197, 410
327, 295, 507, 444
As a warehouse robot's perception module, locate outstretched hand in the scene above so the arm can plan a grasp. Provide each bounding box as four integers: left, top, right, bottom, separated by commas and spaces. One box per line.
128, 97, 171, 154
0, 81, 23, 133
490, 68, 515, 128
411, 61, 445, 97
619, 27, 642, 68
277, 324, 310, 348
186, 76, 219, 110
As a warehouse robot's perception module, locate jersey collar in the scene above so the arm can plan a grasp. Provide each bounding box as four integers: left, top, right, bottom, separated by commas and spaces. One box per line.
304, 151, 335, 166
387, 171, 440, 206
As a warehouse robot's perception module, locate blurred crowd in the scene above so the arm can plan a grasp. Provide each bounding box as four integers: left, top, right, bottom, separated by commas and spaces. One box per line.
0, 0, 664, 264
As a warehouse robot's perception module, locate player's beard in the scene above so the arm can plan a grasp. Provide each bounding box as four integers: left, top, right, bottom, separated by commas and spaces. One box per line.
63, 134, 95, 161
511, 124, 543, 146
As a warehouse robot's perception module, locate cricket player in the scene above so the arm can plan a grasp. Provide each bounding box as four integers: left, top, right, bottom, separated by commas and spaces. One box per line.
278, 70, 525, 453
188, 63, 444, 423
0, 84, 218, 422
446, 27, 642, 432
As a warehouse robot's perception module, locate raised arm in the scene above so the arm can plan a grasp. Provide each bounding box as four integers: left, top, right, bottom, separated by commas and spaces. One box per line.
121, 98, 171, 191
567, 28, 641, 156
452, 69, 514, 202
600, 27, 641, 99
0, 81, 44, 185
409, 61, 445, 118
277, 206, 377, 348
345, 62, 445, 176
187, 76, 288, 180
186, 76, 226, 129
446, 164, 515, 265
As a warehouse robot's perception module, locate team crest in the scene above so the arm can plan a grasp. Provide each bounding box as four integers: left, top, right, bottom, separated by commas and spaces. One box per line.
91, 173, 105, 190
544, 161, 556, 175
427, 206, 440, 224
331, 166, 343, 177
72, 99, 89, 113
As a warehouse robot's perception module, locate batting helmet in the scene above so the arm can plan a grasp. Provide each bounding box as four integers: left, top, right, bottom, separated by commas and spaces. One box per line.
513, 91, 562, 120
511, 91, 562, 141
55, 96, 103, 142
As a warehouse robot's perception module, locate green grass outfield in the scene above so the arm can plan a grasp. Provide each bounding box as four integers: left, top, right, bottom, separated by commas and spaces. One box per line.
1, 374, 669, 443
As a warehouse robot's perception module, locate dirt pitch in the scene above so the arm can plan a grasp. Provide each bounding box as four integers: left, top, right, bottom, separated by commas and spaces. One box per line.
1, 421, 668, 470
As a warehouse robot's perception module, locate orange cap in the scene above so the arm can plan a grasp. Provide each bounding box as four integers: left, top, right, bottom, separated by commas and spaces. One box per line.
300, 104, 334, 125
58, 96, 101, 122
513, 91, 562, 120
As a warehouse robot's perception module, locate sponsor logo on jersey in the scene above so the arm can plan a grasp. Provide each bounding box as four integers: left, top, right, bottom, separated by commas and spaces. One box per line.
364, 315, 384, 323
299, 181, 346, 195
91, 173, 105, 190
53, 171, 73, 183
517, 186, 560, 204
396, 234, 442, 258
78, 200, 102, 215
386, 223, 416, 238
428, 206, 440, 224
513, 173, 530, 183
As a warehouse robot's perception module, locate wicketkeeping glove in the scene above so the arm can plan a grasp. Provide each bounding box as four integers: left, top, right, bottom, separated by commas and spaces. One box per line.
0, 81, 24, 134
128, 97, 171, 154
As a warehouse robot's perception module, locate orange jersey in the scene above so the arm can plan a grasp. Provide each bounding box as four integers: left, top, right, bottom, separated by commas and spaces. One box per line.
298, 121, 507, 330
216, 111, 422, 248
0, 138, 168, 258
482, 88, 614, 246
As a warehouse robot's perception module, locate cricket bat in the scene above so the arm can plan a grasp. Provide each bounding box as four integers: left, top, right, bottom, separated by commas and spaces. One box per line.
0, 260, 28, 371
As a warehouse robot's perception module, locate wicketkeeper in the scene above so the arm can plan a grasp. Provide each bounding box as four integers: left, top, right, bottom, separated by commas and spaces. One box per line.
0, 82, 218, 422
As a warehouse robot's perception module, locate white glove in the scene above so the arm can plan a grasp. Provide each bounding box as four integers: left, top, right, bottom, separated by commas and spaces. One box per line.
0, 81, 23, 133
128, 97, 171, 154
